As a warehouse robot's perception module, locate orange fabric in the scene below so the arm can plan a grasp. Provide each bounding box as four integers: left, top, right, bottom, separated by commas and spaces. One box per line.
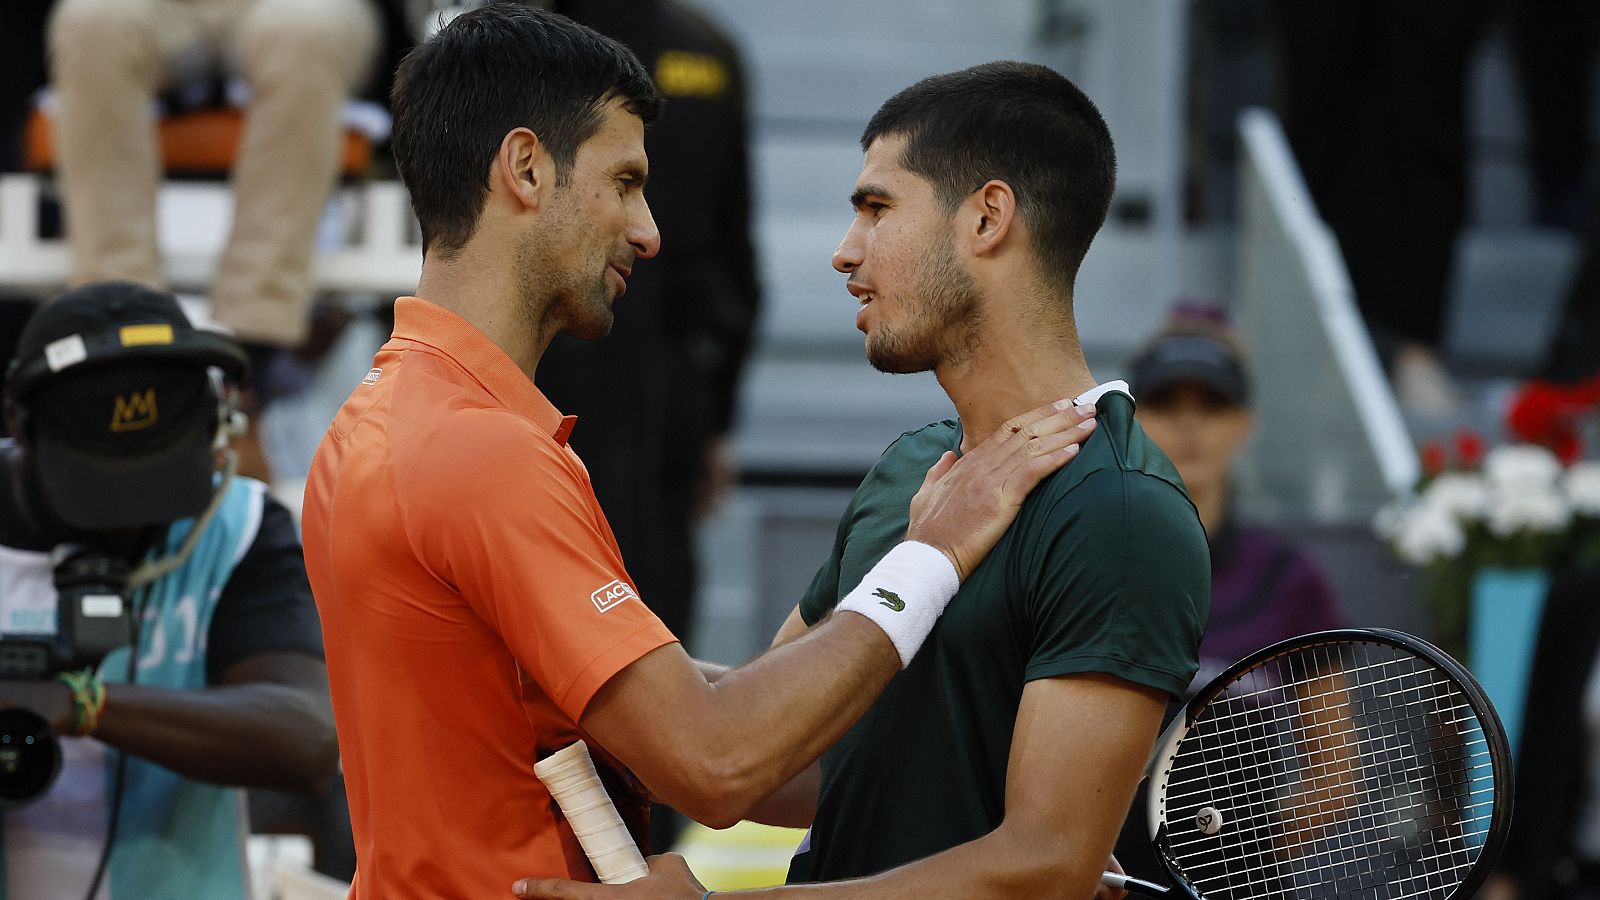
302, 297, 678, 899
23, 106, 372, 175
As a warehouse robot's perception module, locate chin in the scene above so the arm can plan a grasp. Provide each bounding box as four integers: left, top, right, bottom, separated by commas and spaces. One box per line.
866, 334, 937, 375
567, 309, 615, 341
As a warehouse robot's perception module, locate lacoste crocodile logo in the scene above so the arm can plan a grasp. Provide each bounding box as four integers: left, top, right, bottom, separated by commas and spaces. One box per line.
873, 588, 904, 612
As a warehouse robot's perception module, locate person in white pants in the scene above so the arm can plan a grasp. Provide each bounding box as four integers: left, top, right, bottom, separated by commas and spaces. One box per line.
47, 0, 381, 348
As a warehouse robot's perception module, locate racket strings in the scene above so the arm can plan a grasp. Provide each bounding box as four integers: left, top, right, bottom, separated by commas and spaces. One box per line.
1164, 736, 1484, 832
1190, 644, 1488, 900
1165, 704, 1483, 785
1156, 641, 1498, 900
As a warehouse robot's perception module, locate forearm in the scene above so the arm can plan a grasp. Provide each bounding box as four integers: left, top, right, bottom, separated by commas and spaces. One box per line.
96, 680, 337, 792
591, 613, 897, 828
691, 614, 896, 822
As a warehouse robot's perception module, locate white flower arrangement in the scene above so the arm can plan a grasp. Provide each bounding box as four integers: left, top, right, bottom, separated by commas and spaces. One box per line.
1563, 461, 1600, 517
1377, 444, 1591, 567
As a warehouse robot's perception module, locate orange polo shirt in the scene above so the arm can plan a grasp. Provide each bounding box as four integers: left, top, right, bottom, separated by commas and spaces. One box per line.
302, 297, 678, 898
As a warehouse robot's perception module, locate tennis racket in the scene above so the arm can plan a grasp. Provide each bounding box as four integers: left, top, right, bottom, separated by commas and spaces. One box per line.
533, 740, 650, 884
1101, 628, 1513, 900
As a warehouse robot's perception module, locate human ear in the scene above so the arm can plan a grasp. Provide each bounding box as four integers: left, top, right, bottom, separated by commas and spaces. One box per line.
968, 180, 1017, 257
495, 127, 554, 212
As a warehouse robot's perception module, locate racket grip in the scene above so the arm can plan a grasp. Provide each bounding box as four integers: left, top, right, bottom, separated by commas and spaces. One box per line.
533, 740, 650, 884
1101, 871, 1171, 897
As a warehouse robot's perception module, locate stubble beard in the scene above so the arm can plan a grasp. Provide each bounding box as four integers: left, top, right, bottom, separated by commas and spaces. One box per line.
517, 216, 615, 343
866, 233, 984, 374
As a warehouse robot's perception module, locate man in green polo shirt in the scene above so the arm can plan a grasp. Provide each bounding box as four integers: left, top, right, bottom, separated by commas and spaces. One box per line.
515, 60, 1208, 900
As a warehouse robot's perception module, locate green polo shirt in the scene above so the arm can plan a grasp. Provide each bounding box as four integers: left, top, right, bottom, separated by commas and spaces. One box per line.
787, 389, 1209, 882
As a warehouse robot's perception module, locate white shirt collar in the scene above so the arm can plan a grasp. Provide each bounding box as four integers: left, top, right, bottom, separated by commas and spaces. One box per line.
1073, 380, 1132, 406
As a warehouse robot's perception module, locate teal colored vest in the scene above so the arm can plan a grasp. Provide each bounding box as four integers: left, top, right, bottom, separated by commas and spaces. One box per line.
0, 477, 264, 899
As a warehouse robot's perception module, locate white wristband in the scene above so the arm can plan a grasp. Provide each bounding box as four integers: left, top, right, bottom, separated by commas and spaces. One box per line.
835, 541, 961, 668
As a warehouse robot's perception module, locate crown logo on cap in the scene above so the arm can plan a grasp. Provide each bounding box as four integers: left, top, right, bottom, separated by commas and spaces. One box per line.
110, 388, 159, 432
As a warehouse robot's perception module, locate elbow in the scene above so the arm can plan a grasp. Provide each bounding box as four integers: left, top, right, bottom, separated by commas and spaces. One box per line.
986, 825, 1104, 898
655, 749, 768, 830
276, 689, 341, 793
295, 722, 342, 794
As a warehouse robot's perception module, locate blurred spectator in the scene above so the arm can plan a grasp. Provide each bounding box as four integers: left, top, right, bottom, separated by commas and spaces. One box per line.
46, 0, 383, 350
1, 282, 336, 898
1488, 565, 1600, 900
1113, 305, 1346, 885
1272, 0, 1495, 418
1540, 236, 1600, 387
1130, 305, 1345, 687
1516, 0, 1600, 387
537, 0, 759, 850
0, 1, 56, 430
0, 2, 52, 173
1512, 0, 1600, 233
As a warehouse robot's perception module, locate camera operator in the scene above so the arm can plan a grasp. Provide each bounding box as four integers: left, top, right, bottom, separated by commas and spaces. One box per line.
0, 281, 336, 899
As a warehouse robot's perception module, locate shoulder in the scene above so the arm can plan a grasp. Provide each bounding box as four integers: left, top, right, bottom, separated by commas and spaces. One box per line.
397, 404, 552, 476
857, 420, 960, 490
394, 406, 576, 516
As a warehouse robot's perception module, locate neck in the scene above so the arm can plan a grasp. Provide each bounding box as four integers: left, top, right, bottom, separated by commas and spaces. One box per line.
941, 288, 1098, 453
1187, 478, 1227, 537
415, 242, 556, 382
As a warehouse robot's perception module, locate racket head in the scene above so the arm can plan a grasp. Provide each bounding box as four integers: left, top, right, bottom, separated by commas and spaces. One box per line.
1144, 628, 1513, 900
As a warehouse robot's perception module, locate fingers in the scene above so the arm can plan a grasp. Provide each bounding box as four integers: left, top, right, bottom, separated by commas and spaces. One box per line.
921, 450, 959, 486
994, 397, 1091, 442
997, 428, 1089, 504
512, 877, 593, 899
989, 398, 1097, 449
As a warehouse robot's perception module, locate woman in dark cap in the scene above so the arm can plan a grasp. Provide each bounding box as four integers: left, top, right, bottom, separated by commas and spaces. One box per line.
1129, 304, 1346, 689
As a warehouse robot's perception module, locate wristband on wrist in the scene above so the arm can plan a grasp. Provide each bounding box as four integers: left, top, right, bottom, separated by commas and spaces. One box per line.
835, 540, 960, 668
56, 669, 106, 737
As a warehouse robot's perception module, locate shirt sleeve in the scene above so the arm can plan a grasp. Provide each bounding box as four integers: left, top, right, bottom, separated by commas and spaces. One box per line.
399, 409, 678, 722
206, 492, 325, 684
1017, 469, 1210, 700
798, 496, 854, 627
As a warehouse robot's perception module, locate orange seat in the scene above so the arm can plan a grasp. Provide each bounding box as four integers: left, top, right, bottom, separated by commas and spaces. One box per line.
23, 106, 372, 177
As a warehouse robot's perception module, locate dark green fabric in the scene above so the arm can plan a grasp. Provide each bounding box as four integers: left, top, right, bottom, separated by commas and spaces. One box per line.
789, 391, 1209, 882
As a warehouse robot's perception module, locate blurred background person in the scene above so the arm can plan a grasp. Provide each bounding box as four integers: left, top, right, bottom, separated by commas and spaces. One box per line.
0, 0, 56, 414
0, 282, 337, 899
1112, 303, 1346, 886
44, 0, 389, 375
1487, 564, 1600, 900
1271, 0, 1495, 419
536, 0, 760, 850
1130, 304, 1344, 686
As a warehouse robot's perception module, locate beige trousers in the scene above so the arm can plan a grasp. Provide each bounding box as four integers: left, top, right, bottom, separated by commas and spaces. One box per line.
48, 0, 380, 346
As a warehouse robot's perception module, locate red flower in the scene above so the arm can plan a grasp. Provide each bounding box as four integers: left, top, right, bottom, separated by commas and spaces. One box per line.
1421, 441, 1448, 476
1454, 429, 1486, 469
1506, 380, 1588, 459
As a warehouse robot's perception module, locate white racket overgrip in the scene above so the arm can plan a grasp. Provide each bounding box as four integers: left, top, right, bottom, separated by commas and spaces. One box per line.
533, 740, 650, 884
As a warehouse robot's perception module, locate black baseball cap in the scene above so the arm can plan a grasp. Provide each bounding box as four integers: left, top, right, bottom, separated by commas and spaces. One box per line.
1128, 331, 1250, 407
5, 282, 247, 530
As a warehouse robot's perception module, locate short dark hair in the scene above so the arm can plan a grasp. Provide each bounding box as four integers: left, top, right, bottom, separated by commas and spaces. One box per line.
390, 2, 662, 256
861, 61, 1116, 297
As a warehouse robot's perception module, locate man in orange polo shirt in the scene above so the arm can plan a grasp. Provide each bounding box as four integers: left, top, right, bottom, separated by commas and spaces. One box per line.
301, 5, 1098, 898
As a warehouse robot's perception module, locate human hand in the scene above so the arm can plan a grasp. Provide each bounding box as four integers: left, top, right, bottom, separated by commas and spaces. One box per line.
0, 679, 77, 735
1095, 853, 1129, 900
513, 853, 706, 899
905, 398, 1097, 580
1480, 874, 1519, 900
